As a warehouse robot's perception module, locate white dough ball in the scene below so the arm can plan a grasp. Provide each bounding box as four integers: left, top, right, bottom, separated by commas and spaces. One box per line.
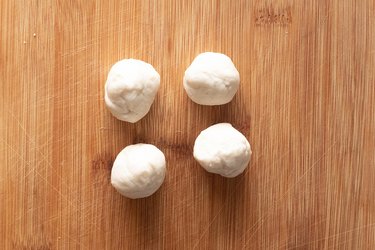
193, 123, 251, 177
105, 59, 160, 123
111, 144, 166, 199
183, 52, 240, 105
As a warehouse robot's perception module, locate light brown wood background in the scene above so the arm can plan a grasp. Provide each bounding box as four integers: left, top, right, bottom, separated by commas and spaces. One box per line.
1, 0, 375, 249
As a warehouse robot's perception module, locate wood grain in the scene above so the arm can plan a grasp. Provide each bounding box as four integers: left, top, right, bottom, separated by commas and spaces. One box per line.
1, 0, 375, 249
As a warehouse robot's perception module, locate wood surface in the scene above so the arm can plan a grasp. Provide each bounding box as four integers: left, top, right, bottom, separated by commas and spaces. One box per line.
1, 0, 375, 249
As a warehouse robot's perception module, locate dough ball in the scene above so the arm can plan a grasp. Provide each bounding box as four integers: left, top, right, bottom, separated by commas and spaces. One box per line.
105, 59, 160, 123
193, 123, 251, 177
111, 143, 166, 199
183, 52, 240, 105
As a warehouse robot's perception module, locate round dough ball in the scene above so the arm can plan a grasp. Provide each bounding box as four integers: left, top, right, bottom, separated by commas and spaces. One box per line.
193, 123, 251, 177
105, 59, 160, 123
183, 52, 240, 105
111, 143, 166, 199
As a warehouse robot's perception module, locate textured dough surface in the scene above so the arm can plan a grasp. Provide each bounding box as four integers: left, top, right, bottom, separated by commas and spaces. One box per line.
105, 59, 160, 123
183, 52, 240, 105
111, 144, 166, 199
193, 123, 251, 177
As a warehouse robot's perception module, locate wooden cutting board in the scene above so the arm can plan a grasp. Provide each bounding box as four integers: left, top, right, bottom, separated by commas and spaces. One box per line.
1, 0, 374, 249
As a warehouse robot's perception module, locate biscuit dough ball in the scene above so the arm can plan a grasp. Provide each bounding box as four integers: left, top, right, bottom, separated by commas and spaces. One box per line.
105, 59, 160, 123
111, 144, 166, 199
183, 52, 240, 105
193, 123, 251, 177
